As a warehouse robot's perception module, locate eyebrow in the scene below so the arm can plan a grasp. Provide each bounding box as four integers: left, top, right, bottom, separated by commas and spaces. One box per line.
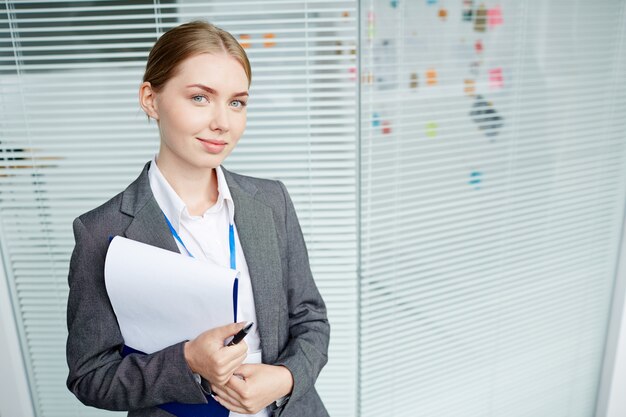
186, 83, 249, 97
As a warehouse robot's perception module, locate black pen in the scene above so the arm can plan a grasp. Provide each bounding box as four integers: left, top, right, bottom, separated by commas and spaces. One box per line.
227, 322, 254, 346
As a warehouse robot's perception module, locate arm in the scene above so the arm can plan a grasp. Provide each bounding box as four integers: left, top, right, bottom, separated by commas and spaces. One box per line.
211, 180, 330, 414
272, 180, 330, 409
66, 217, 208, 410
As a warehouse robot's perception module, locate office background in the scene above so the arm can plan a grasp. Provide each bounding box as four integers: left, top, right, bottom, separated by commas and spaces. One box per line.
1, 1, 626, 416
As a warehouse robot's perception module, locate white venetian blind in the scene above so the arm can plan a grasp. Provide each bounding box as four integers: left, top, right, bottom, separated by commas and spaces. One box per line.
0, 1, 358, 416
359, 1, 626, 417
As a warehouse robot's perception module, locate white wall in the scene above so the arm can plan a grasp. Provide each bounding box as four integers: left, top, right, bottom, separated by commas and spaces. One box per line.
596, 202, 626, 417
0, 257, 35, 417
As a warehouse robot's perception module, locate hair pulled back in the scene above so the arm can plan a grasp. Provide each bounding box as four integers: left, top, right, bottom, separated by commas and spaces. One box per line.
143, 20, 251, 92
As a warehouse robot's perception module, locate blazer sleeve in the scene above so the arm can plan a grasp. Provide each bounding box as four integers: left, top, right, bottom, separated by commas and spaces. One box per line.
66, 216, 209, 411
273, 181, 331, 409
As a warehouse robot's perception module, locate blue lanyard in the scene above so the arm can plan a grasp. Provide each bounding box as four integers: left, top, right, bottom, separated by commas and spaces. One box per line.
163, 213, 238, 321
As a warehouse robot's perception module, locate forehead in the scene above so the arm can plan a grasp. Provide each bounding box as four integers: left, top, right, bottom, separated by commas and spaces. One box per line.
171, 53, 248, 91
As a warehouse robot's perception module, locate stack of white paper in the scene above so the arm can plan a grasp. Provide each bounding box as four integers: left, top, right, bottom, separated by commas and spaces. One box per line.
104, 236, 238, 354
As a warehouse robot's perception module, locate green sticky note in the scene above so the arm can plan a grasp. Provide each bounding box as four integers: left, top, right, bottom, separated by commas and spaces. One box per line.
426, 122, 438, 137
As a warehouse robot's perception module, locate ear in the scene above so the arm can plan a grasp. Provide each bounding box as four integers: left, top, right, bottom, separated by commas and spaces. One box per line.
139, 81, 160, 120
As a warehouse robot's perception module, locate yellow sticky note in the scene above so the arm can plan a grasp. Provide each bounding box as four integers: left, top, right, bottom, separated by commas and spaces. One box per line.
474, 4, 487, 32
263, 33, 276, 48
426, 122, 438, 137
464, 79, 475, 96
426, 68, 438, 86
239, 34, 251, 49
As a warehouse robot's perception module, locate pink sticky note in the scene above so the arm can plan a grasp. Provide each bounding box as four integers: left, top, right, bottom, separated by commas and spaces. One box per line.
489, 67, 503, 89
348, 66, 357, 81
382, 120, 392, 134
488, 6, 503, 27
475, 40, 483, 53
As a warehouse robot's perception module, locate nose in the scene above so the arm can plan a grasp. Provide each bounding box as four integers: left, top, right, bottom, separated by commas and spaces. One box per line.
209, 103, 229, 133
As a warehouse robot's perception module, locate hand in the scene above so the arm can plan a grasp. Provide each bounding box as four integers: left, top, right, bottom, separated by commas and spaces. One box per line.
183, 322, 248, 388
211, 364, 294, 414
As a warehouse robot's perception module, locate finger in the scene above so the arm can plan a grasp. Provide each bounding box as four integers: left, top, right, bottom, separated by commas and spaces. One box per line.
218, 379, 245, 405
218, 345, 248, 372
214, 321, 248, 339
220, 348, 249, 375
227, 372, 248, 394
213, 395, 245, 413
213, 394, 247, 414
221, 340, 247, 359
212, 384, 245, 409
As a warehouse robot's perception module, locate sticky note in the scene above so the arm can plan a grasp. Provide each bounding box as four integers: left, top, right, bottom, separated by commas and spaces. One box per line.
463, 0, 474, 21
239, 34, 251, 49
372, 113, 380, 127
488, 5, 503, 27
474, 4, 487, 32
410, 72, 418, 89
427, 0, 437, 5
439, 7, 448, 21
475, 40, 483, 53
382, 120, 392, 134
469, 171, 483, 189
469, 94, 503, 138
263, 33, 276, 48
348, 67, 357, 81
361, 71, 373, 84
464, 79, 475, 96
390, 0, 399, 8
426, 68, 437, 86
489, 67, 503, 89
426, 122, 437, 137
342, 11, 350, 18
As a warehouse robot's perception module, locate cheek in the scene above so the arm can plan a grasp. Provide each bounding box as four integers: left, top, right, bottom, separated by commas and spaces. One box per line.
232, 114, 247, 135
164, 105, 205, 134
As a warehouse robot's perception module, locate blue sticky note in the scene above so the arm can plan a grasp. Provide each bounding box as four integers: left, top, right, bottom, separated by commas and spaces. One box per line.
469, 171, 483, 189
372, 112, 380, 127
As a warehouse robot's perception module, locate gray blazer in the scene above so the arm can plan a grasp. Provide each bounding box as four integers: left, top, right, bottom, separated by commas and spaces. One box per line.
66, 161, 330, 417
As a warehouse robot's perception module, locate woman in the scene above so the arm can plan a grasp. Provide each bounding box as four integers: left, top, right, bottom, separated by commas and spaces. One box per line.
66, 20, 330, 417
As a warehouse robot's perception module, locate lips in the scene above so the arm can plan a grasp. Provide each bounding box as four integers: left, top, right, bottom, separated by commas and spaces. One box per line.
197, 137, 227, 154
197, 138, 226, 145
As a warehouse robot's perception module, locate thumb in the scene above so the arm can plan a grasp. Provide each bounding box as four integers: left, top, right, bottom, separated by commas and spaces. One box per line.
216, 321, 247, 338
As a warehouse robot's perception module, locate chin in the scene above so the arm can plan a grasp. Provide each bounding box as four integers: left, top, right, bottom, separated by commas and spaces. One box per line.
195, 155, 227, 169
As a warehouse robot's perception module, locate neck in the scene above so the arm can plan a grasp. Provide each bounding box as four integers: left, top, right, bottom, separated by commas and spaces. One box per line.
155, 152, 219, 216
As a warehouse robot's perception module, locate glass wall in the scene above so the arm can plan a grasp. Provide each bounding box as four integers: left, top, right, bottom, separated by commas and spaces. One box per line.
359, 1, 626, 416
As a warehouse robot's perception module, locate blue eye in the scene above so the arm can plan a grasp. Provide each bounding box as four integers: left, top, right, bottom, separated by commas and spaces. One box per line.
192, 95, 208, 103
231, 100, 247, 108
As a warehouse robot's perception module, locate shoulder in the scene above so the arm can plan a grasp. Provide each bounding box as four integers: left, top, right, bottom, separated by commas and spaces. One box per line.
227, 169, 285, 193
75, 191, 126, 231
74, 161, 151, 234
223, 168, 291, 210
71, 192, 133, 255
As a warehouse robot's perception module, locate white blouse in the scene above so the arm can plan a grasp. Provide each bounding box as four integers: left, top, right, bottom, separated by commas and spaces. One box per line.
148, 156, 268, 417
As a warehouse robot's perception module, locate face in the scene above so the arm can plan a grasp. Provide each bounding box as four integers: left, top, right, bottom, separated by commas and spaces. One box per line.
141, 52, 249, 172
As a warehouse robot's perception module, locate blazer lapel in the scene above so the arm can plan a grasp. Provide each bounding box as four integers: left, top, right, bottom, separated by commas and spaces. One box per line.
120, 161, 180, 254
224, 169, 282, 363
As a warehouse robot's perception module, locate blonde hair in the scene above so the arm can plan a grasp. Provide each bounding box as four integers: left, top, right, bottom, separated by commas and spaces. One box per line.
143, 20, 252, 92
